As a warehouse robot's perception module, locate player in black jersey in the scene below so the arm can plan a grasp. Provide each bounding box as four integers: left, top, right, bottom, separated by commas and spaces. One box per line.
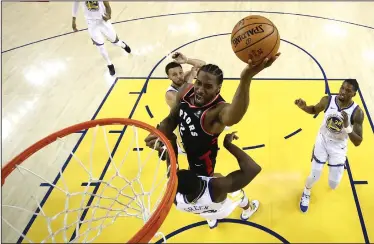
145, 53, 281, 176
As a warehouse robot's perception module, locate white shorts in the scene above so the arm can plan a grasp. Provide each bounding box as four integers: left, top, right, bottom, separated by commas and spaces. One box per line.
312, 132, 347, 167
87, 19, 117, 45
199, 190, 247, 220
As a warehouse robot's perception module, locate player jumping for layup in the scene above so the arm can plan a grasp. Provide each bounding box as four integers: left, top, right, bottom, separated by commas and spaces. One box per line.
295, 79, 364, 212
145, 53, 281, 176
175, 132, 262, 228
72, 1, 131, 76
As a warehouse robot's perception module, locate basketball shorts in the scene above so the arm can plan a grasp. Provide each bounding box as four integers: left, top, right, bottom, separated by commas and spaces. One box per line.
312, 132, 347, 167
199, 190, 246, 220
87, 19, 117, 45
311, 132, 347, 183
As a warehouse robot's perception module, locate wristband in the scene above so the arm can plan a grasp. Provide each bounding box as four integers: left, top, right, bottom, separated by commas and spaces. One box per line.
344, 125, 353, 134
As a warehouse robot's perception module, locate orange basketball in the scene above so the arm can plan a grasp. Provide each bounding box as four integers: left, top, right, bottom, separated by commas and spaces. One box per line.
231, 15, 280, 65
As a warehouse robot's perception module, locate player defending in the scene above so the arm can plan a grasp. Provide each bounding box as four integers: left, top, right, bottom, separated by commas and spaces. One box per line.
175, 132, 262, 228
165, 52, 206, 109
295, 79, 364, 212
72, 1, 131, 76
145, 53, 281, 177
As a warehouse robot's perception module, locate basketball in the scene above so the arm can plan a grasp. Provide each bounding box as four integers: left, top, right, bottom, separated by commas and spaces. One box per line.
231, 15, 280, 65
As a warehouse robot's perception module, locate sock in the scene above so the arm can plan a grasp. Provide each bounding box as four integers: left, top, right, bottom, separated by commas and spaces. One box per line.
304, 187, 311, 195
96, 45, 112, 65
113, 39, 127, 48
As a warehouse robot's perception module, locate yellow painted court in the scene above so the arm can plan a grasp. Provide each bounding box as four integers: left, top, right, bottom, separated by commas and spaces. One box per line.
22, 78, 374, 243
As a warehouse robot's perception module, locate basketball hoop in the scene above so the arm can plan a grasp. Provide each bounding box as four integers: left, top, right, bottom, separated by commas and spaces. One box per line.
1, 118, 178, 243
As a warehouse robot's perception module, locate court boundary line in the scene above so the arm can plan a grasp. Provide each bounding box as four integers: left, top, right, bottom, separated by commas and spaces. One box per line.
2, 9, 374, 53
155, 218, 290, 244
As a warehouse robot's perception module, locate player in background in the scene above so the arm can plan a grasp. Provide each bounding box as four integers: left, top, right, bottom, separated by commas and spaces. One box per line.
295, 79, 364, 212
72, 1, 131, 76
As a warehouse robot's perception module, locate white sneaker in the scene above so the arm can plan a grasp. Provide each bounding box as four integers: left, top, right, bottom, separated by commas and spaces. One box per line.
206, 219, 218, 229
241, 200, 259, 220
300, 192, 310, 213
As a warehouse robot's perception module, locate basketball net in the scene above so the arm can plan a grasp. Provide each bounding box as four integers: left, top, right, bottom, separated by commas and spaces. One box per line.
2, 119, 177, 243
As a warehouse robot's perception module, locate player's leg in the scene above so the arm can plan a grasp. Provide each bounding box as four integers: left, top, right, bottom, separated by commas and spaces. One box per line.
327, 141, 347, 189
87, 20, 115, 75
300, 133, 328, 212
237, 190, 259, 221
101, 20, 131, 54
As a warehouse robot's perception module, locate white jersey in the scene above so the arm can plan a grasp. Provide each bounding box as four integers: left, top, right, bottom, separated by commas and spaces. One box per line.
166, 85, 178, 108
81, 1, 106, 20
319, 95, 359, 143
174, 176, 245, 219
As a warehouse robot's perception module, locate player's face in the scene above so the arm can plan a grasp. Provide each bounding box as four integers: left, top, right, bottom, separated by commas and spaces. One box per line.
167, 67, 185, 87
338, 82, 356, 102
194, 71, 221, 106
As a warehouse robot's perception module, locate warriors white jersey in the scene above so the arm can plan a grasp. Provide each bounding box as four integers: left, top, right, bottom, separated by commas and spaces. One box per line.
174, 176, 245, 219
81, 1, 106, 20
166, 85, 178, 108
319, 95, 359, 143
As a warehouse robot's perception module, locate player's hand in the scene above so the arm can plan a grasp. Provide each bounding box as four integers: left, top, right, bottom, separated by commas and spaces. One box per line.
240, 52, 281, 81
172, 52, 188, 64
224, 131, 239, 147
341, 111, 349, 128
144, 133, 163, 151
295, 98, 307, 110
72, 22, 78, 32
102, 13, 111, 21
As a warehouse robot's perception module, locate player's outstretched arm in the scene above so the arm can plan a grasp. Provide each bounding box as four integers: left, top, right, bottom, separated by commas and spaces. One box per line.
172, 52, 206, 69
210, 132, 262, 202
218, 54, 281, 126
343, 108, 364, 146
295, 96, 329, 115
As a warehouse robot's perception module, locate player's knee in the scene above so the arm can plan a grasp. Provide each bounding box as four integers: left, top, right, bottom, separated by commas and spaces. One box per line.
328, 180, 339, 189
93, 39, 104, 46
309, 169, 322, 181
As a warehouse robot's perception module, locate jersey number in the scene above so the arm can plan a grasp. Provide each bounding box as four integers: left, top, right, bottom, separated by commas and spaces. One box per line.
179, 124, 198, 137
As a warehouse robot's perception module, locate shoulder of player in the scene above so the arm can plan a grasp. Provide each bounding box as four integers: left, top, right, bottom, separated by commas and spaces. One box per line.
208, 177, 230, 202
165, 90, 177, 99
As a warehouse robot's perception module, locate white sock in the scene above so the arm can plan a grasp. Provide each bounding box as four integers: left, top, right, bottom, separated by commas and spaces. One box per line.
96, 45, 112, 65
304, 187, 311, 195
113, 39, 126, 48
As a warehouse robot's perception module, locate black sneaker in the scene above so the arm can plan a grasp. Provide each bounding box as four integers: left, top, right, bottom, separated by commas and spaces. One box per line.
123, 42, 131, 53
107, 64, 115, 76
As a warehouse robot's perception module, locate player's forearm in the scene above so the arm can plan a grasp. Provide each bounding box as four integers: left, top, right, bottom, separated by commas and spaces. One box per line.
223, 80, 251, 125
157, 115, 178, 140
186, 58, 205, 68
301, 105, 317, 114
103, 1, 111, 17
348, 131, 362, 146
224, 143, 261, 192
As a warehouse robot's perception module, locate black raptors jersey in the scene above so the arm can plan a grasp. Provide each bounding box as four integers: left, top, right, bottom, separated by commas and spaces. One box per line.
178, 86, 226, 176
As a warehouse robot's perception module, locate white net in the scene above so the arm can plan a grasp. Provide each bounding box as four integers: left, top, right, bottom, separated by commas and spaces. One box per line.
2, 121, 175, 243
